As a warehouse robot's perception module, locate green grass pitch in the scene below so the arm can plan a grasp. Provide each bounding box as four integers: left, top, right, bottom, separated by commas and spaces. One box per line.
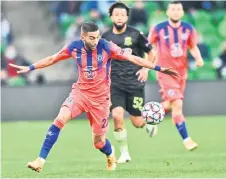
1, 116, 226, 178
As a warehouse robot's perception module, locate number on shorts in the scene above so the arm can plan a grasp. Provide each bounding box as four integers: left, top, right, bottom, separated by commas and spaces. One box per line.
132, 97, 143, 111
101, 118, 108, 128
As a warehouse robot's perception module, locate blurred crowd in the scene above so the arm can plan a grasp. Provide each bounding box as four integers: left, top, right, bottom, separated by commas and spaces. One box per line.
49, 0, 226, 81
1, 13, 32, 86
1, 1, 226, 86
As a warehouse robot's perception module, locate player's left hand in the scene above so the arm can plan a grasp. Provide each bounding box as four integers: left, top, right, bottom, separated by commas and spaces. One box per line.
195, 59, 204, 67
136, 68, 149, 82
160, 67, 180, 77
9, 63, 30, 74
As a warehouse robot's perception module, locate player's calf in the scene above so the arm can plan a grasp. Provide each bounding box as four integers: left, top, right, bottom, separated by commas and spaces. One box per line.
171, 100, 188, 140
93, 136, 106, 149
112, 107, 125, 129
130, 115, 157, 137
93, 136, 116, 170
130, 116, 145, 128
27, 107, 71, 172
171, 99, 198, 150
38, 118, 65, 160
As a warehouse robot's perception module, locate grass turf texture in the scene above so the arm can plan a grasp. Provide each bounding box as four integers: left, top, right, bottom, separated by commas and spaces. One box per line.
1, 116, 226, 178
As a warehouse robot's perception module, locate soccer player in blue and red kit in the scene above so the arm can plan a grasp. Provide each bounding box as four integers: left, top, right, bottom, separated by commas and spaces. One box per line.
10, 21, 179, 172
148, 1, 204, 150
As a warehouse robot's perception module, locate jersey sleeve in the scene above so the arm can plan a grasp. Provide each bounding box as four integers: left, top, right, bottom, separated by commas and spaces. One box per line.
137, 31, 152, 53
188, 27, 197, 48
53, 43, 73, 61
108, 41, 132, 60
148, 26, 158, 45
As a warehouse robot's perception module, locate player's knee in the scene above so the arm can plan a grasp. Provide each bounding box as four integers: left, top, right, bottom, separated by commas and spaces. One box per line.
53, 118, 65, 129
172, 114, 185, 124
172, 100, 183, 110
130, 116, 145, 128
112, 108, 124, 128
112, 108, 124, 121
56, 107, 72, 124
93, 140, 105, 149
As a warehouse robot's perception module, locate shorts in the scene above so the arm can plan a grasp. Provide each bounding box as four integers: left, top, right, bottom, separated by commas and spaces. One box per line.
157, 73, 186, 102
62, 88, 110, 136
110, 85, 145, 116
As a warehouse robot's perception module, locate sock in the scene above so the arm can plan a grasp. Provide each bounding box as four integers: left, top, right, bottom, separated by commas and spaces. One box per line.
113, 129, 128, 154
99, 139, 112, 156
39, 123, 62, 159
173, 115, 189, 140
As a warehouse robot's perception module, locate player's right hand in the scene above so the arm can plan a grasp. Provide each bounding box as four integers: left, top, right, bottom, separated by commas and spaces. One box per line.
195, 59, 204, 67
160, 67, 180, 77
9, 63, 30, 74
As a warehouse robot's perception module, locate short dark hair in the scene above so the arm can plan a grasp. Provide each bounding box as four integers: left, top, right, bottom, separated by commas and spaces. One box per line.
81, 21, 99, 33
168, 1, 182, 7
109, 2, 130, 17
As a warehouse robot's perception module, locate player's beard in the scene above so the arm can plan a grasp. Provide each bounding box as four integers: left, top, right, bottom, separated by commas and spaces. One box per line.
84, 41, 95, 50
170, 18, 181, 24
113, 23, 126, 31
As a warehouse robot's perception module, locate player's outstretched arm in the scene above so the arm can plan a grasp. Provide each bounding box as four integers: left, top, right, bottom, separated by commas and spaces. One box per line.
126, 54, 180, 77
9, 48, 71, 74
136, 51, 155, 82
109, 41, 179, 77
150, 46, 157, 64
189, 46, 204, 67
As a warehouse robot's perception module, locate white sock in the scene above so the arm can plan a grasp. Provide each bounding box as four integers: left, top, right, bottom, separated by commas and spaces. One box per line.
183, 137, 191, 143
38, 157, 46, 164
113, 129, 129, 154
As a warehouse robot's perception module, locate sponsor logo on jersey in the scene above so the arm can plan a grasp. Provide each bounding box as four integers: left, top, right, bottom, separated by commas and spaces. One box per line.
84, 66, 97, 79
124, 36, 132, 46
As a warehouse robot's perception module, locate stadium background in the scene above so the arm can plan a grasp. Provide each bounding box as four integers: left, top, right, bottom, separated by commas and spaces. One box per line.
1, 1, 226, 178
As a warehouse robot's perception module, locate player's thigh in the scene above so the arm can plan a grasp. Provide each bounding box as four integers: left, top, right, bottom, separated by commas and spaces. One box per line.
88, 100, 110, 137
61, 94, 84, 120
110, 85, 127, 112
56, 106, 72, 124
126, 88, 145, 116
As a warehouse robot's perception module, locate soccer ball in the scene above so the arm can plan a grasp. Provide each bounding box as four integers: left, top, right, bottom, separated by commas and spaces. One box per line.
141, 101, 165, 125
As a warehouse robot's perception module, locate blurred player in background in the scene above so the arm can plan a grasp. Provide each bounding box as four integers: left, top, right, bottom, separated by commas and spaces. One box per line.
10, 22, 178, 172
148, 1, 204, 150
102, 2, 157, 164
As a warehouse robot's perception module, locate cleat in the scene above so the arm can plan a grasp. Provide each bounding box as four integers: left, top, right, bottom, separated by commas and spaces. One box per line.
106, 146, 116, 171
27, 157, 45, 172
117, 152, 131, 164
145, 124, 158, 137
184, 138, 198, 151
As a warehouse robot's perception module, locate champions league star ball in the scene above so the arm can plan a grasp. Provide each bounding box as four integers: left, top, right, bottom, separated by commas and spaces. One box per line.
141, 102, 165, 125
